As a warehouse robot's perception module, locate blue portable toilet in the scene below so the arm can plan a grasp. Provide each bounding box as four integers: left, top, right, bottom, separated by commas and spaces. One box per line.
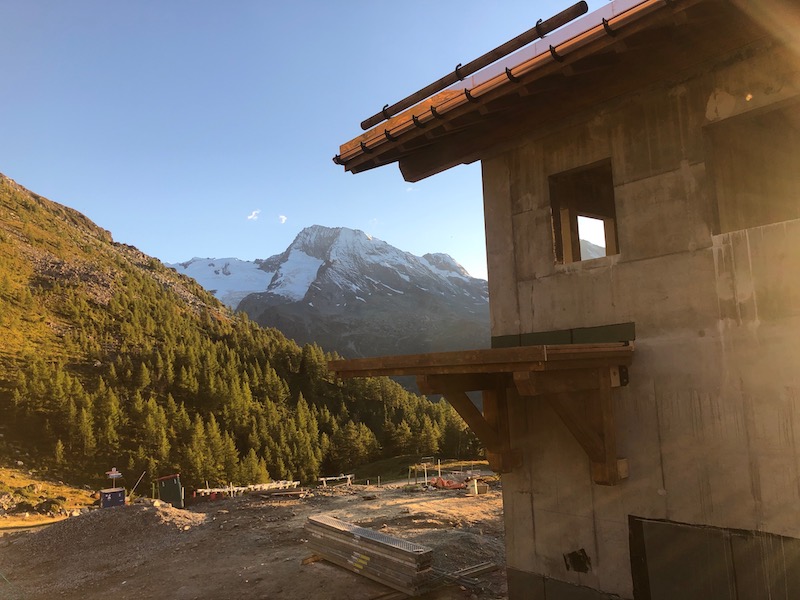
100, 487, 126, 508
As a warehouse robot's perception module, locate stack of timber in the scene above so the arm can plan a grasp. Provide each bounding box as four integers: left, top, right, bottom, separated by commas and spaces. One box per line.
305, 514, 433, 595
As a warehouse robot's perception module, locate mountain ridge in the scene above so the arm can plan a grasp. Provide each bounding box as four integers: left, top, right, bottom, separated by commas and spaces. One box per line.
169, 225, 491, 359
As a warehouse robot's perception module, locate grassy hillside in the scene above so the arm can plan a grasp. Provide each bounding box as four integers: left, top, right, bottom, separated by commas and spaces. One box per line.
0, 174, 480, 490
0, 465, 96, 529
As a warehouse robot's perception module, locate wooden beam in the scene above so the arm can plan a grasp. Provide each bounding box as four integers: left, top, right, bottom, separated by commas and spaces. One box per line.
417, 373, 511, 394
483, 387, 522, 473
544, 392, 605, 463
588, 367, 626, 485
513, 367, 622, 396
436, 389, 502, 453
328, 343, 632, 379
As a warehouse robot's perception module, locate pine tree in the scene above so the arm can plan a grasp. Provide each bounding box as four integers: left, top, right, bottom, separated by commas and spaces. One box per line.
54, 439, 65, 466
239, 448, 270, 484
417, 415, 441, 456
391, 420, 413, 455
77, 407, 96, 455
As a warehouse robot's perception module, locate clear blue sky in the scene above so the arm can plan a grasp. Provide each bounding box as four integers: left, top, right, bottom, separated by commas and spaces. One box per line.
0, 1, 602, 280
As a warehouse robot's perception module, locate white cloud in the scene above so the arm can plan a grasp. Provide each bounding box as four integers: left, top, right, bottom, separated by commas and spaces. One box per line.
247, 209, 261, 221
406, 186, 417, 193
278, 215, 287, 224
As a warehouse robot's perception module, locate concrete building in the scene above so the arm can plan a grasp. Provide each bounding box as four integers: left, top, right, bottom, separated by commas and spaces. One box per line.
331, 0, 800, 597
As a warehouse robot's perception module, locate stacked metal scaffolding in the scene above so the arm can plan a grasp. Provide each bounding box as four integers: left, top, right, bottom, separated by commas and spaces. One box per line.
305, 514, 433, 596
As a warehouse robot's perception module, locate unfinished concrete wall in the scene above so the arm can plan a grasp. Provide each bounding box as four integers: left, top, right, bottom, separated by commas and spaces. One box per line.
482, 39, 800, 599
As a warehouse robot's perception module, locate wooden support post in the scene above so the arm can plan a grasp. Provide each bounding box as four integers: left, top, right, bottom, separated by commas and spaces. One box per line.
482, 387, 522, 473
588, 368, 628, 485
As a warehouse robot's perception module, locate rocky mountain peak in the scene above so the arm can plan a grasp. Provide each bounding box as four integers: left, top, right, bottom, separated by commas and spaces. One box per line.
170, 225, 490, 359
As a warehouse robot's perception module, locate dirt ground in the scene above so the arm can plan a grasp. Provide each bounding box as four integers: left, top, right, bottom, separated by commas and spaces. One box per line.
0, 482, 507, 600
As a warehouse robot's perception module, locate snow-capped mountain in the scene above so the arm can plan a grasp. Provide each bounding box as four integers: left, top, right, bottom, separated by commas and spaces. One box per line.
169, 225, 489, 358
168, 257, 275, 308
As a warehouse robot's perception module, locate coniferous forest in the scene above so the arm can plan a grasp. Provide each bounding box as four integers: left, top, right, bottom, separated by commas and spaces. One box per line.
0, 174, 480, 489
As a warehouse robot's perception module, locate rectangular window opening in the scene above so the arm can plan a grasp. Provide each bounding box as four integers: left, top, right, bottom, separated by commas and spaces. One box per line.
707, 102, 800, 233
549, 160, 619, 264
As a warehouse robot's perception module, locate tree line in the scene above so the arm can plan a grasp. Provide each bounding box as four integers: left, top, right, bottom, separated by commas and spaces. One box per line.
1, 257, 481, 489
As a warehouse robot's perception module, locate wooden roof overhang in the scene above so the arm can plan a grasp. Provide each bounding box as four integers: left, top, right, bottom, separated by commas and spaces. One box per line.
329, 343, 633, 485
335, 0, 779, 182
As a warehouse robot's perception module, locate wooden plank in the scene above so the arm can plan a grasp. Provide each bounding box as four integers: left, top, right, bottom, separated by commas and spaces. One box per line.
439, 390, 501, 453
330, 361, 544, 379
539, 357, 632, 371
329, 343, 632, 379
513, 368, 621, 396
330, 346, 546, 373
417, 373, 510, 394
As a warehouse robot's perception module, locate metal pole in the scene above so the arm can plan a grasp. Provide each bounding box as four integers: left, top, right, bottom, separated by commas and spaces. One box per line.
129, 470, 147, 498
360, 1, 588, 130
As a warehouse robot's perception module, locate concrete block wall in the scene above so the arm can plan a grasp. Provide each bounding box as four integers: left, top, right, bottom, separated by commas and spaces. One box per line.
482, 39, 800, 598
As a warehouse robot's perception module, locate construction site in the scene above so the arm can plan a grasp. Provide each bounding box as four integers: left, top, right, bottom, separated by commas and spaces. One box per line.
0, 468, 506, 600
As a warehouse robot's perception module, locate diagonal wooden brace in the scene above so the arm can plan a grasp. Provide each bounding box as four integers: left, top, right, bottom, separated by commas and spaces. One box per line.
417, 375, 521, 473
438, 390, 502, 453
514, 368, 628, 485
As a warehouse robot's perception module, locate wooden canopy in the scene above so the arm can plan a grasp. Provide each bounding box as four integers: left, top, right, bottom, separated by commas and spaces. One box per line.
329, 343, 633, 485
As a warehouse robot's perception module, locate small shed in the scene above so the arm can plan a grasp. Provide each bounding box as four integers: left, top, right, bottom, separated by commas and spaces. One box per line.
156, 474, 184, 509
332, 0, 800, 598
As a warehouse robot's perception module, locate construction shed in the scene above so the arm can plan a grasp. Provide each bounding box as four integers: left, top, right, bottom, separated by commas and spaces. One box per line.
330, 0, 800, 598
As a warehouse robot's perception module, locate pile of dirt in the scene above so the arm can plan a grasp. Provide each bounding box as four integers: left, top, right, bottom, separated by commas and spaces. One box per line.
0, 484, 507, 600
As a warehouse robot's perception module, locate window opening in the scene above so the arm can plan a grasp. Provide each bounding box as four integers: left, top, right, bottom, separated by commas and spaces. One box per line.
577, 215, 607, 259
549, 160, 619, 264
707, 102, 800, 233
